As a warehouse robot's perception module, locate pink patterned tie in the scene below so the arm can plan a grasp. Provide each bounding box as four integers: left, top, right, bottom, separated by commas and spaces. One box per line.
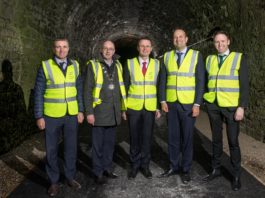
142, 61, 147, 76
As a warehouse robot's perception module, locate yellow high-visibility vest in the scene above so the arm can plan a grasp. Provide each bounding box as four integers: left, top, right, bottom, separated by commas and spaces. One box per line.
164, 49, 198, 104
127, 57, 160, 111
89, 59, 127, 110
204, 52, 242, 107
42, 59, 79, 117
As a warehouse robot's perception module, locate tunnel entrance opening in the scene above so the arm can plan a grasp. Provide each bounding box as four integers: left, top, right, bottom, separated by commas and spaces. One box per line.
114, 37, 139, 66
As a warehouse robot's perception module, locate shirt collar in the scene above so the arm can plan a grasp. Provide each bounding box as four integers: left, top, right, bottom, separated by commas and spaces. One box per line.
176, 47, 187, 54
138, 56, 149, 66
218, 49, 230, 56
54, 56, 67, 65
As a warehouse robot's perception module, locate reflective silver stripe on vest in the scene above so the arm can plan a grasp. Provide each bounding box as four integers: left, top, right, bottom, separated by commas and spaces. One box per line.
91, 60, 100, 77
119, 82, 124, 86
131, 81, 156, 86
46, 84, 65, 89
209, 75, 239, 80
168, 72, 195, 77
71, 60, 78, 78
166, 85, 195, 90
44, 60, 55, 83
128, 94, 156, 99
154, 59, 159, 84
168, 71, 177, 76
46, 82, 76, 89
189, 51, 197, 74
230, 53, 239, 76
177, 86, 195, 91
129, 59, 135, 81
164, 51, 171, 67
95, 83, 102, 88
93, 98, 99, 102
116, 62, 125, 88
65, 82, 76, 87
209, 87, 239, 92
206, 56, 213, 72
44, 96, 76, 103
177, 72, 195, 77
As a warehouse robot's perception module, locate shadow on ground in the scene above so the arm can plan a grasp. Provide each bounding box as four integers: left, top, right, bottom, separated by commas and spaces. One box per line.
7, 120, 265, 198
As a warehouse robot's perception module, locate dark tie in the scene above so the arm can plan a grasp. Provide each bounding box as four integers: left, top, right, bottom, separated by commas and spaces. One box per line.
59, 62, 65, 70
218, 55, 225, 67
142, 61, 147, 76
177, 52, 183, 66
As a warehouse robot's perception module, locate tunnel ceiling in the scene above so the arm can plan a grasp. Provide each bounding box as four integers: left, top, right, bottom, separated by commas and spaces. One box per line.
62, 0, 221, 59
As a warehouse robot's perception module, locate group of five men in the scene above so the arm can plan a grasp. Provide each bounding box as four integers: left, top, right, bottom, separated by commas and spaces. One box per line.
34, 27, 248, 197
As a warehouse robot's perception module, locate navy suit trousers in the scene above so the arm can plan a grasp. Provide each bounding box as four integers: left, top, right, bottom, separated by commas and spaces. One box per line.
127, 108, 155, 169
92, 126, 116, 177
167, 102, 195, 173
44, 115, 78, 184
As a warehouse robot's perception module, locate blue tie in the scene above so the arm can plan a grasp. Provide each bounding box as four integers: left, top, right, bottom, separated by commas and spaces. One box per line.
59, 62, 66, 70
177, 52, 183, 66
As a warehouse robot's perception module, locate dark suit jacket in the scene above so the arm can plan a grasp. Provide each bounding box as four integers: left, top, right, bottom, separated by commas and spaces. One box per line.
83, 54, 122, 126
158, 48, 205, 110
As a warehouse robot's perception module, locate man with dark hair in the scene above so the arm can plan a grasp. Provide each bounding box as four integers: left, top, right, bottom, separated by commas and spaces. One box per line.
34, 38, 84, 197
158, 28, 205, 184
123, 37, 161, 180
203, 30, 249, 191
83, 40, 126, 184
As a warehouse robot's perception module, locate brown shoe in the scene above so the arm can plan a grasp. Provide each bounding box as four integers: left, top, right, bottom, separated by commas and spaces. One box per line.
48, 184, 59, 197
67, 180, 82, 190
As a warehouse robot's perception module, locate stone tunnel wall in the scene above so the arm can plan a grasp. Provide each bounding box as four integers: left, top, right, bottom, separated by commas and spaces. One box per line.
0, 0, 264, 153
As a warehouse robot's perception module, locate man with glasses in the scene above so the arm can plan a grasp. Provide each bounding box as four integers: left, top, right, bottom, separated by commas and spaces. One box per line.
83, 40, 126, 184
123, 37, 161, 180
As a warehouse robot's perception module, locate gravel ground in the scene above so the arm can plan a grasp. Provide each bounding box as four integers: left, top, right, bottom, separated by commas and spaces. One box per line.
0, 111, 265, 197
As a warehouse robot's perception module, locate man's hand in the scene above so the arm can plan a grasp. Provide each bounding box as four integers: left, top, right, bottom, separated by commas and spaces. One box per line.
86, 114, 95, 125
36, 118, 45, 130
161, 102, 168, 113
155, 110, 161, 119
77, 112, 84, 123
192, 105, 200, 117
234, 107, 244, 121
122, 111, 127, 120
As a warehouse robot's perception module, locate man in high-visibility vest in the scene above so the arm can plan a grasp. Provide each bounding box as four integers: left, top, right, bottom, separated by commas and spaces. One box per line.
34, 38, 84, 197
158, 28, 205, 184
83, 40, 126, 185
123, 37, 161, 179
203, 30, 249, 191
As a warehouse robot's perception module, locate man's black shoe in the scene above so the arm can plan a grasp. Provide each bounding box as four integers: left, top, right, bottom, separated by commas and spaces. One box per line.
141, 168, 152, 179
158, 169, 179, 178
202, 169, 221, 182
232, 177, 241, 191
181, 172, 191, 184
103, 171, 118, 179
94, 175, 107, 185
128, 168, 138, 180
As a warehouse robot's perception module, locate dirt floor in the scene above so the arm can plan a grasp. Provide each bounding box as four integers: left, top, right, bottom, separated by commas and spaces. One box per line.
0, 111, 265, 197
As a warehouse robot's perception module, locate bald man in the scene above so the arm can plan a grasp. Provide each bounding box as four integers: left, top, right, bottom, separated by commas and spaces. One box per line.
83, 40, 126, 184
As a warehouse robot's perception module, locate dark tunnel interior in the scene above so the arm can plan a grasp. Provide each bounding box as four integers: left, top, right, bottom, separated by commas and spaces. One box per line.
114, 37, 139, 66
